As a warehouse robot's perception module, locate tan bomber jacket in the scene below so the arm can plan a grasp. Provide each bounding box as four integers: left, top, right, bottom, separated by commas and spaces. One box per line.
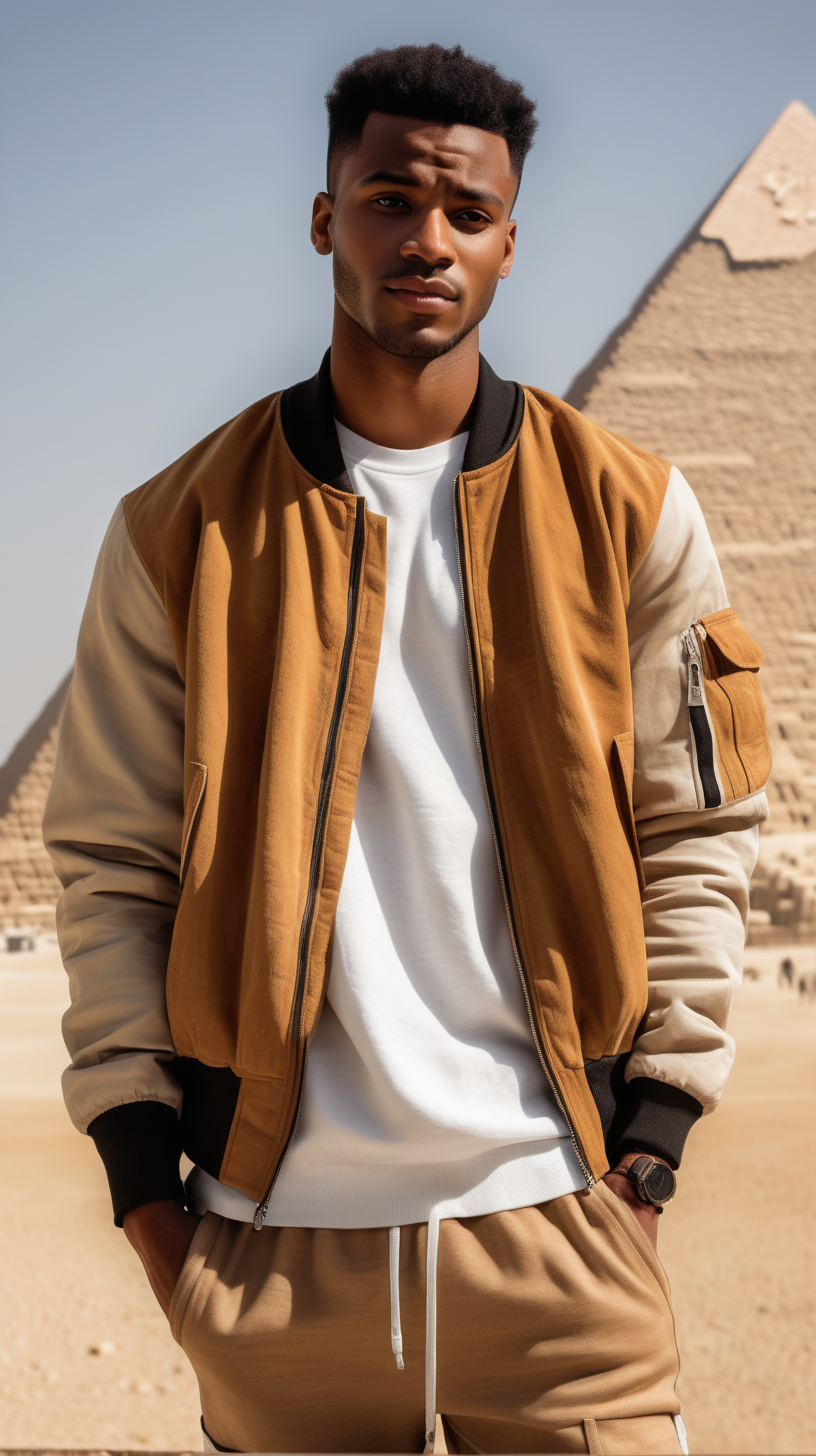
44, 354, 771, 1223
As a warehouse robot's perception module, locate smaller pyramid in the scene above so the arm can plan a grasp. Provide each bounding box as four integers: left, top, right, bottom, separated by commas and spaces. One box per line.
701, 100, 816, 261
0, 675, 71, 932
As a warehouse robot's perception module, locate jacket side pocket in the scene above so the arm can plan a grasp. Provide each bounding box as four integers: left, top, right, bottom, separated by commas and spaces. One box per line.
611, 732, 646, 893
697, 608, 772, 802
180, 762, 207, 885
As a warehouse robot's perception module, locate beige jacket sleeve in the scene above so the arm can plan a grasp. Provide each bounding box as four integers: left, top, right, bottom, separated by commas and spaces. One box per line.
628, 466, 768, 1115
44, 501, 185, 1133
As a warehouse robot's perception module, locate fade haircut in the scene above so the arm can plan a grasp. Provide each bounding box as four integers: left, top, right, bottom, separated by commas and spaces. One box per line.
325, 43, 537, 191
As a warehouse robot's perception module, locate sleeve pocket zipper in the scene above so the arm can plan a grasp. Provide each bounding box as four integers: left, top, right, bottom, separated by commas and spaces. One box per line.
682, 625, 724, 809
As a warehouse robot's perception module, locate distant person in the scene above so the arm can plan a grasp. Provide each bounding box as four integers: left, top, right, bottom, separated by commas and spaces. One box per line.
779, 955, 795, 989
798, 972, 816, 1003
44, 43, 772, 1456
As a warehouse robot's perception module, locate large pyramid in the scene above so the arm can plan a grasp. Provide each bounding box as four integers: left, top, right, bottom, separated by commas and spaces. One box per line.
3, 102, 815, 940
566, 100, 816, 835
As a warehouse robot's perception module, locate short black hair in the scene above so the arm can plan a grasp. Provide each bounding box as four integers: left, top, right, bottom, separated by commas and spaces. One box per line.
325, 43, 537, 190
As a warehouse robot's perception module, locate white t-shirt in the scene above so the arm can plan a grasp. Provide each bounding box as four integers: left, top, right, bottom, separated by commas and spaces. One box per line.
187, 425, 584, 1227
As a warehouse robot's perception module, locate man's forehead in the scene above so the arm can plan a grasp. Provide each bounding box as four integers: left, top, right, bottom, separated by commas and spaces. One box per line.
347, 111, 514, 193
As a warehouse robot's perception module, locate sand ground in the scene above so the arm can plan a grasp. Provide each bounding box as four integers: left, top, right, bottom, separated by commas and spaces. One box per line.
1, 945, 814, 1455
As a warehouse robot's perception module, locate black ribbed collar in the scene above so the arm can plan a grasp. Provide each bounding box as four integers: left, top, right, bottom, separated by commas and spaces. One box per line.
279, 348, 524, 488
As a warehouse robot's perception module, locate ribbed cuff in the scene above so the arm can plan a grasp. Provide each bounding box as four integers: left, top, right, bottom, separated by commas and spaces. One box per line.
88, 1101, 186, 1226
612, 1077, 703, 1170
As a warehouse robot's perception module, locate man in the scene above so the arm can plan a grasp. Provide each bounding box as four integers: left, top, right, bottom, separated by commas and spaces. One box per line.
45, 43, 770, 1456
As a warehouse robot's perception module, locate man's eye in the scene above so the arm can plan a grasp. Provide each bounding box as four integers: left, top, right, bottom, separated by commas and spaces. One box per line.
373, 196, 410, 209
457, 210, 490, 224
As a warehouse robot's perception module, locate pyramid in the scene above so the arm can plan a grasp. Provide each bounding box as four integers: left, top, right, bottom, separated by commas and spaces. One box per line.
0, 673, 71, 932
566, 100, 816, 844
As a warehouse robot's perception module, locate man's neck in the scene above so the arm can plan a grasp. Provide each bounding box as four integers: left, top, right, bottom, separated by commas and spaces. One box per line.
329, 301, 478, 450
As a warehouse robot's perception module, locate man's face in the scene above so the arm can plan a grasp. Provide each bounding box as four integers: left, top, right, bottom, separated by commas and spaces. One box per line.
312, 112, 518, 360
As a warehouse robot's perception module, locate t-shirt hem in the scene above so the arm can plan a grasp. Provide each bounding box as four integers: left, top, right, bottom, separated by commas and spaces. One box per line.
185, 1138, 586, 1229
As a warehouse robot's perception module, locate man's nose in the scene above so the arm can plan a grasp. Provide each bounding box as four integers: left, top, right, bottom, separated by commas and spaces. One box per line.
399, 207, 455, 268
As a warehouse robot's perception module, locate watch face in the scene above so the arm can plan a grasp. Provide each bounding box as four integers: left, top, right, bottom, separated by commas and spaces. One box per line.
643, 1161, 675, 1204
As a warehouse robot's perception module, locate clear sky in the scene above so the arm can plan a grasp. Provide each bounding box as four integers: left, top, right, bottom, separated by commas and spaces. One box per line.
1, 0, 815, 761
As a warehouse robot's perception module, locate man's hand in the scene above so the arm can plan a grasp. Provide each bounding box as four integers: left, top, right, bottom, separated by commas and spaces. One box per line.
123, 1199, 202, 1318
603, 1150, 665, 1251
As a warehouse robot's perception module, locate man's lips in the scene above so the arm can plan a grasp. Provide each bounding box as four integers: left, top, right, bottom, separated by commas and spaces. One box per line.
383, 277, 459, 311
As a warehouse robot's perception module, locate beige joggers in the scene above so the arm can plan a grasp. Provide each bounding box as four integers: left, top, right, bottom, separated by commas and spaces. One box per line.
170, 1182, 685, 1454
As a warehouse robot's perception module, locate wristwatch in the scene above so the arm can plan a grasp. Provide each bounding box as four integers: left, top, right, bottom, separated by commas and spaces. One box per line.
609, 1155, 676, 1209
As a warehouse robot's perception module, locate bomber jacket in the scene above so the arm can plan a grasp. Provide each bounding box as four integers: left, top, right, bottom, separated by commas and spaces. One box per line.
44, 353, 771, 1224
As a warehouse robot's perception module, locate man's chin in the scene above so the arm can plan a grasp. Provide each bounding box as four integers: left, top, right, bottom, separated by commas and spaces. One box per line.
363, 319, 477, 361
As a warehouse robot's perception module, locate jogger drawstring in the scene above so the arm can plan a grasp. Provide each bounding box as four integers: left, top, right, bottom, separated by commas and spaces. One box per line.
388, 1226, 404, 1370
423, 1207, 440, 1454
388, 1210, 441, 1453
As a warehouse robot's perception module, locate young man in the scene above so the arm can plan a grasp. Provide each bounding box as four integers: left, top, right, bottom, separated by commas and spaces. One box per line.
45, 43, 770, 1456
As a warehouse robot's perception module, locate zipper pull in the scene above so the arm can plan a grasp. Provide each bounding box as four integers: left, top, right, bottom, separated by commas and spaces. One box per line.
253, 1190, 272, 1231
683, 629, 704, 704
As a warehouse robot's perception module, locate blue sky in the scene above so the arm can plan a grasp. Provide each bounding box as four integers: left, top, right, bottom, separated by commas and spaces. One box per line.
1, 0, 815, 760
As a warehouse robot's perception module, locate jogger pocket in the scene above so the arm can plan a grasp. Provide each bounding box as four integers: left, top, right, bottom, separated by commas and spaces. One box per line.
168, 1209, 221, 1346
683, 608, 771, 807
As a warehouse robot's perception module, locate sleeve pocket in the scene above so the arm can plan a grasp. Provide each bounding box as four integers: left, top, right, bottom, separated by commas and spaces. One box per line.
697, 608, 771, 801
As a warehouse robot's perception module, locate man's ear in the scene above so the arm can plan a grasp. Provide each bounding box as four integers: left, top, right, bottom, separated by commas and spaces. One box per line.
499, 220, 517, 280
311, 193, 334, 255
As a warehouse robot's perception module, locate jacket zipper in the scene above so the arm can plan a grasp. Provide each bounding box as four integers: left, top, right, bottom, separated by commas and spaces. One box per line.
253, 496, 367, 1229
451, 475, 594, 1188
682, 625, 722, 809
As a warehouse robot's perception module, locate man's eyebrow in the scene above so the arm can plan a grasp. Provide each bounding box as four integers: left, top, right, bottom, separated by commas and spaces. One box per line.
456, 185, 504, 207
359, 169, 503, 207
360, 170, 418, 187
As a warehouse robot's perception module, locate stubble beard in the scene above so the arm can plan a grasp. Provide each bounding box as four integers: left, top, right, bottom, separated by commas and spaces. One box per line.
332, 246, 498, 361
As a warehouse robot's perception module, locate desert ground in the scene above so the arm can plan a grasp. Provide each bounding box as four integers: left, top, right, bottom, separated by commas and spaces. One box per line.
1, 943, 814, 1456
